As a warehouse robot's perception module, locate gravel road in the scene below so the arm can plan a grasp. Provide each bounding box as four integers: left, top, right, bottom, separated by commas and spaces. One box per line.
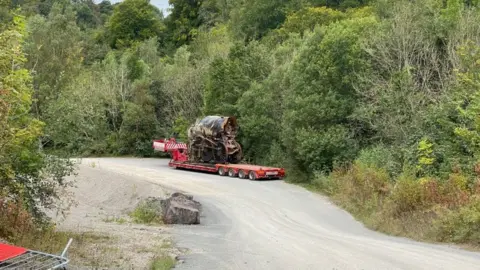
81, 157, 480, 270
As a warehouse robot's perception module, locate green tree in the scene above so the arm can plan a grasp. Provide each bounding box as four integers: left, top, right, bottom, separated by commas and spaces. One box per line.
0, 13, 75, 220
281, 16, 378, 175
279, 6, 346, 36
307, 0, 370, 9
451, 41, 480, 159
203, 42, 272, 116
152, 46, 205, 128
24, 2, 83, 118
163, 0, 202, 52
73, 0, 102, 29
229, 0, 288, 41
118, 81, 159, 156
237, 34, 302, 163
43, 70, 109, 155
198, 0, 234, 26
106, 0, 164, 49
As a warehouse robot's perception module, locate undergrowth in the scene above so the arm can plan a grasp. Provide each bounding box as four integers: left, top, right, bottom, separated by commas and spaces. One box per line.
307, 160, 480, 248
0, 197, 113, 264
150, 255, 176, 270
148, 240, 176, 270
129, 201, 163, 225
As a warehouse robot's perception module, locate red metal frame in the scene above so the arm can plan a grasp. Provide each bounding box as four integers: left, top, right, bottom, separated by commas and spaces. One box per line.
153, 138, 285, 180
0, 242, 71, 269
0, 244, 26, 262
216, 163, 285, 180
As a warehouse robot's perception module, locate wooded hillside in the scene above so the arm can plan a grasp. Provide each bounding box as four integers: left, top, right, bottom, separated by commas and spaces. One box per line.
3, 0, 480, 247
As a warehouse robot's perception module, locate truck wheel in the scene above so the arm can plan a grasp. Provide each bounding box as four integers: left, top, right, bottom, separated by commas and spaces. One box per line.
228, 168, 236, 177
248, 171, 257, 180
238, 170, 246, 179
218, 167, 226, 176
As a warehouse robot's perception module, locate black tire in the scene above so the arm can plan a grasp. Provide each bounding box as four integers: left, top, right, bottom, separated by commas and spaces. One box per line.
228, 168, 236, 177
238, 170, 246, 179
218, 167, 226, 176
248, 171, 257, 180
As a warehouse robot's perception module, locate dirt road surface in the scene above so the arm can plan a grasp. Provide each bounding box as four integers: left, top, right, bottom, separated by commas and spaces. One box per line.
48, 161, 181, 269
80, 157, 480, 270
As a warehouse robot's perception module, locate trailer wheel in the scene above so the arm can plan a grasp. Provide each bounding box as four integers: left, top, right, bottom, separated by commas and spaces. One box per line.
218, 167, 226, 176
248, 171, 257, 180
238, 170, 246, 179
228, 168, 236, 177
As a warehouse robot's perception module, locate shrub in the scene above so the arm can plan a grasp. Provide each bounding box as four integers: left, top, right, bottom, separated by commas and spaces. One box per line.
433, 195, 480, 245
316, 162, 390, 217
312, 171, 337, 195
0, 198, 35, 240
388, 174, 429, 216
130, 202, 163, 224
355, 145, 401, 176
439, 173, 470, 208
150, 255, 176, 270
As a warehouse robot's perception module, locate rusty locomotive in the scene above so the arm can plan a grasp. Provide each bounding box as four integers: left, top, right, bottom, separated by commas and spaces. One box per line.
187, 116, 243, 164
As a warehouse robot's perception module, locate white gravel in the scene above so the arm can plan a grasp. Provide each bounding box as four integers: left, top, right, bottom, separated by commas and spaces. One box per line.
49, 161, 180, 269
74, 157, 480, 270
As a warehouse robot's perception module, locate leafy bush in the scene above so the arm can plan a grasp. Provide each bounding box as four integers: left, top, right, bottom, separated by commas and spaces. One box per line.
313, 161, 390, 217
118, 101, 158, 156
311, 171, 337, 195
434, 195, 480, 244
387, 174, 429, 215
130, 202, 163, 224
150, 255, 176, 270
1, 13, 77, 223
0, 198, 35, 240
355, 145, 401, 176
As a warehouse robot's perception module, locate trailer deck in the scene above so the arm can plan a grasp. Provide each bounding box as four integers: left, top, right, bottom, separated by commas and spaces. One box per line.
169, 161, 218, 172
154, 138, 285, 180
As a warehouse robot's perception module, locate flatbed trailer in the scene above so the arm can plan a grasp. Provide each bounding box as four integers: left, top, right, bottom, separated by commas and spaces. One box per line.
153, 138, 285, 180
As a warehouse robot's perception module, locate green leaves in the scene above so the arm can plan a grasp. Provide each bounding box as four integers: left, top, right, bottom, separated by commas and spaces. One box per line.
279, 6, 346, 36
203, 42, 272, 116
450, 41, 480, 159
281, 16, 377, 174
164, 0, 202, 49
24, 2, 83, 117
106, 0, 164, 49
0, 12, 76, 220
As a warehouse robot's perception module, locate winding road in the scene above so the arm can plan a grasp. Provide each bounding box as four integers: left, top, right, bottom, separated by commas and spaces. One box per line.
82, 158, 480, 270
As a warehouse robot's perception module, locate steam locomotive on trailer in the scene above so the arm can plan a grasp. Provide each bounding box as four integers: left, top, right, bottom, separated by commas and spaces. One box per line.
152, 115, 285, 180
187, 116, 243, 164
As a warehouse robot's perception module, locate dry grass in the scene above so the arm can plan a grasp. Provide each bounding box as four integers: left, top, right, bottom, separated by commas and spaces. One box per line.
0, 198, 178, 268
102, 215, 128, 224
6, 226, 123, 268
150, 255, 176, 270
307, 162, 480, 249
149, 240, 177, 270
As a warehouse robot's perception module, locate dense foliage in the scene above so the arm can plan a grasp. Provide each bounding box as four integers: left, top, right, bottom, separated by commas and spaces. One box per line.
0, 9, 76, 237
4, 0, 480, 246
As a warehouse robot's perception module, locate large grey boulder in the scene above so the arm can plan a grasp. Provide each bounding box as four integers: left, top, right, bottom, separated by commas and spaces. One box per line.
143, 192, 201, 225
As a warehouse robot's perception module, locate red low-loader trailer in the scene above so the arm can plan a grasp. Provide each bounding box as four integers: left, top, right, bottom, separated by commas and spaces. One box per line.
153, 138, 285, 180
